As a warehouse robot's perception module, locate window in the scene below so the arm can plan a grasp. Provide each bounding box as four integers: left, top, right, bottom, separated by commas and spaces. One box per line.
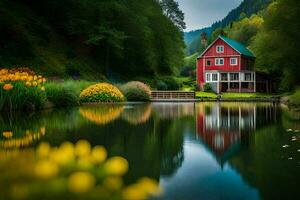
206, 60, 211, 66
212, 73, 218, 81
230, 58, 238, 66
216, 45, 224, 53
230, 73, 239, 81
221, 73, 228, 81
215, 58, 224, 66
245, 73, 252, 81
206, 73, 211, 82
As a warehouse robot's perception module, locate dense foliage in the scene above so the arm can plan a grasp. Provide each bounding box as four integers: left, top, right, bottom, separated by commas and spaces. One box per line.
120, 81, 151, 101
80, 83, 125, 103
0, 0, 185, 79
156, 77, 181, 90
250, 0, 300, 91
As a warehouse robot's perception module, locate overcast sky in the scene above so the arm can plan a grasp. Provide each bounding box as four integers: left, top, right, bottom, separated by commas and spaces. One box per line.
177, 0, 243, 31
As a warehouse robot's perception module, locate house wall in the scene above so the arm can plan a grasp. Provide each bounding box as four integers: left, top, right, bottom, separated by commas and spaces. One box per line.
197, 38, 241, 85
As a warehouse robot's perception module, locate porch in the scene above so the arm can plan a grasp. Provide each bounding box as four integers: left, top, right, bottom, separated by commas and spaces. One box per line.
205, 71, 256, 94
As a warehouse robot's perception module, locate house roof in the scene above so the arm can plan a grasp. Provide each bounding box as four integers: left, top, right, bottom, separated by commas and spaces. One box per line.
198, 35, 255, 58
219, 35, 255, 58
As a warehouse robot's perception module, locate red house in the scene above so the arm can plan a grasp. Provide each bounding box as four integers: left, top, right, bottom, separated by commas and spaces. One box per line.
197, 35, 256, 94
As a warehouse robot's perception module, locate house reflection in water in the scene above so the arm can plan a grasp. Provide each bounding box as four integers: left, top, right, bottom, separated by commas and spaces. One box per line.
196, 102, 278, 165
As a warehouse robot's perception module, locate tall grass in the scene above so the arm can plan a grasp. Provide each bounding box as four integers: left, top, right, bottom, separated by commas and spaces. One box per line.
45, 80, 95, 107
0, 82, 46, 111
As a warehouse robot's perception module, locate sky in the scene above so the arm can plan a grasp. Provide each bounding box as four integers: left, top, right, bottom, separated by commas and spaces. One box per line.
177, 0, 243, 31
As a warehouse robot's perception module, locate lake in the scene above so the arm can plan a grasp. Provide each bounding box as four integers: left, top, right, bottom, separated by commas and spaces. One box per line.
0, 102, 299, 200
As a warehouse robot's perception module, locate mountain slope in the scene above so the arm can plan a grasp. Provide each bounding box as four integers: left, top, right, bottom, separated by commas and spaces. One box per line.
184, 0, 271, 53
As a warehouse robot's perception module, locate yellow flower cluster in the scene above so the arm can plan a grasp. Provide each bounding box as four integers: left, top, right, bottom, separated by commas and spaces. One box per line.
79, 105, 124, 125
80, 83, 125, 102
0, 127, 46, 149
0, 68, 46, 90
0, 140, 162, 200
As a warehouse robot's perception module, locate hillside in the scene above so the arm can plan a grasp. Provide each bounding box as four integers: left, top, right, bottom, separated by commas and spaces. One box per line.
0, 0, 185, 80
184, 0, 270, 55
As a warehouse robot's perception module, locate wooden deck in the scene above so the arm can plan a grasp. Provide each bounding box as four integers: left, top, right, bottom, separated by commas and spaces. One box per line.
151, 91, 195, 101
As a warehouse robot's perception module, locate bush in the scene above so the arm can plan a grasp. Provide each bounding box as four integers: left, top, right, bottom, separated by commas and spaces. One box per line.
156, 77, 180, 90
45, 83, 79, 107
203, 83, 213, 92
156, 81, 168, 90
80, 83, 125, 103
0, 68, 47, 111
120, 81, 151, 101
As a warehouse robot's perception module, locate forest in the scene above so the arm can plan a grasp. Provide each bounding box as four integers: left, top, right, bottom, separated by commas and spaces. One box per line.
184, 0, 300, 92
0, 0, 185, 80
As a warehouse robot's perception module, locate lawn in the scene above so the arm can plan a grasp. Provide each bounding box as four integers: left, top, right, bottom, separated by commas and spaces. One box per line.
196, 92, 218, 99
221, 93, 275, 99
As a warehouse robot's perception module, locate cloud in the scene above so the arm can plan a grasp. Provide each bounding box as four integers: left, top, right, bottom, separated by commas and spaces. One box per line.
177, 0, 242, 31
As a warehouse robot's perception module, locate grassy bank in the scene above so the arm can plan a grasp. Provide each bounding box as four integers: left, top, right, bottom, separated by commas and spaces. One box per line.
196, 92, 278, 101
285, 88, 300, 110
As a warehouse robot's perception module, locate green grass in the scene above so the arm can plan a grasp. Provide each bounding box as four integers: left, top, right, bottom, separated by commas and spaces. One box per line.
221, 93, 274, 99
45, 80, 96, 107
196, 92, 218, 99
288, 88, 300, 109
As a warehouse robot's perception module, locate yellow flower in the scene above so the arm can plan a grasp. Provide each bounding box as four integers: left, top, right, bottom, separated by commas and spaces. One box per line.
3, 83, 13, 91
68, 172, 95, 193
91, 145, 107, 163
35, 160, 59, 179
50, 143, 75, 166
104, 176, 123, 190
2, 131, 13, 138
138, 177, 161, 196
32, 81, 38, 87
123, 184, 148, 200
75, 140, 91, 157
104, 156, 128, 176
37, 142, 51, 158
41, 86, 45, 91
25, 81, 31, 87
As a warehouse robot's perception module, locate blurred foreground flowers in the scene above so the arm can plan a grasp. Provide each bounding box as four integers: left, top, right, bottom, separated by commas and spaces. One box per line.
0, 140, 162, 200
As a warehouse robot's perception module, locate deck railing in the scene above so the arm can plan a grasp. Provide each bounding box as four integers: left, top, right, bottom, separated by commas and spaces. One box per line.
151, 91, 195, 100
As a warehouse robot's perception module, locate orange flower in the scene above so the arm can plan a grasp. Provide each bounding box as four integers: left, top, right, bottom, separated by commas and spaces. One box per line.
3, 83, 13, 91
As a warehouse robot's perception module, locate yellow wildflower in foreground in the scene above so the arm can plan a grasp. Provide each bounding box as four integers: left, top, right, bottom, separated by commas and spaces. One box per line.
123, 178, 162, 200
104, 156, 129, 176
3, 83, 13, 91
2, 131, 13, 138
75, 140, 91, 157
35, 160, 59, 179
91, 145, 107, 163
68, 172, 96, 193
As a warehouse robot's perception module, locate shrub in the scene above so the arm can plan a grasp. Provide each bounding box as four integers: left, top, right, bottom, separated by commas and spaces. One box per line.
80, 83, 125, 103
203, 83, 213, 92
45, 83, 79, 107
120, 81, 151, 101
0, 68, 47, 111
156, 81, 168, 90
156, 77, 180, 90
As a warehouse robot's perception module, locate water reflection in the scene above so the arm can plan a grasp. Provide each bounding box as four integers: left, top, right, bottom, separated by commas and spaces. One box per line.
0, 102, 299, 200
196, 102, 278, 165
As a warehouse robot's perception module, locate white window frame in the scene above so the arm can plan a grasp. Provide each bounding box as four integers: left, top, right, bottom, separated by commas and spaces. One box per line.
212, 73, 218, 82
230, 58, 238, 66
215, 58, 224, 66
206, 73, 211, 82
216, 45, 224, 53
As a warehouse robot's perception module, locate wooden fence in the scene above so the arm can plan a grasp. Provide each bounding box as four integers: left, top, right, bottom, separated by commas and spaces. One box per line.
151, 91, 195, 100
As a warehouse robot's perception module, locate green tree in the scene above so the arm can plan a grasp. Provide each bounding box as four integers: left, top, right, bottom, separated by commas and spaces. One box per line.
250, 0, 300, 91
160, 0, 186, 30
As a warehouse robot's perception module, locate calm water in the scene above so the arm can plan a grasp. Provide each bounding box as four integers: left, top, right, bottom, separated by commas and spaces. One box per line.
1, 102, 300, 200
